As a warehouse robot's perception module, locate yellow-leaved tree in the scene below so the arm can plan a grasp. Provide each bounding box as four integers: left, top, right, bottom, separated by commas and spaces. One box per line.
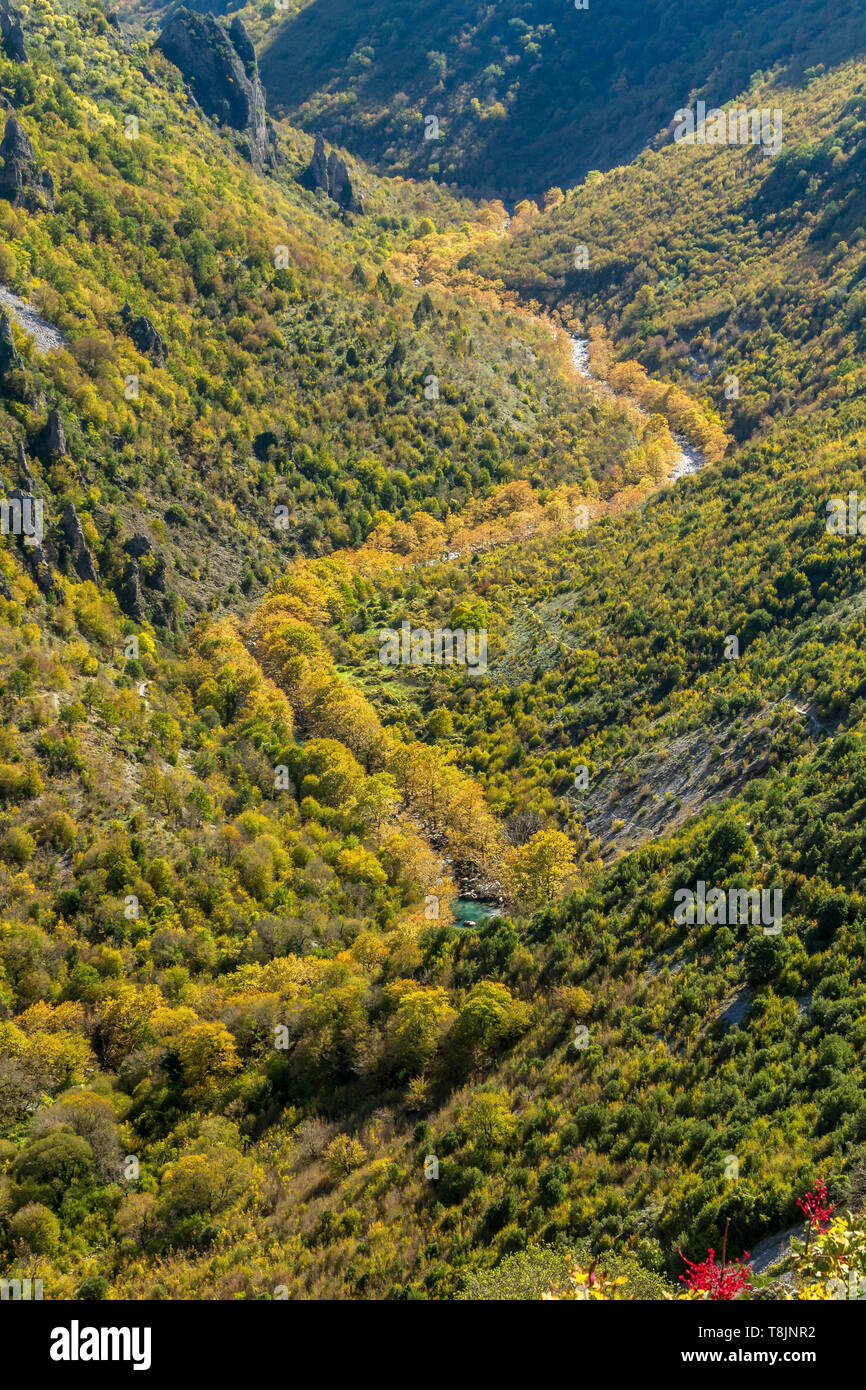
503, 828, 577, 915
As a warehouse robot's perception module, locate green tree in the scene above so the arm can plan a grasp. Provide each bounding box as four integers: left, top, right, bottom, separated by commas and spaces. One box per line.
451, 982, 530, 1065
8, 1202, 61, 1255
458, 1090, 517, 1161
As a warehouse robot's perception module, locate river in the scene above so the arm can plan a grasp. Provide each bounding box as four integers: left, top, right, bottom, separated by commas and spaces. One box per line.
569, 335, 705, 479
450, 896, 502, 926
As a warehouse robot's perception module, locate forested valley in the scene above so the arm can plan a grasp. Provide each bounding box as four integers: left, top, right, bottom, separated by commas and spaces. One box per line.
1, 0, 865, 1311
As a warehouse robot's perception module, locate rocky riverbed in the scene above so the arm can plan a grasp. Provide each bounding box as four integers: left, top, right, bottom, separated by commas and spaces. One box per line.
569, 335, 705, 480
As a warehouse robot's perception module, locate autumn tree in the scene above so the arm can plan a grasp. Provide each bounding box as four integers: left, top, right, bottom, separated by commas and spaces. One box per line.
503, 828, 576, 915
450, 981, 531, 1068
381, 980, 455, 1079
175, 1022, 241, 1099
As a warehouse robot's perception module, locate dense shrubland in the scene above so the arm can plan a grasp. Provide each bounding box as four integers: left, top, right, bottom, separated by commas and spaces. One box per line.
2, 0, 866, 1305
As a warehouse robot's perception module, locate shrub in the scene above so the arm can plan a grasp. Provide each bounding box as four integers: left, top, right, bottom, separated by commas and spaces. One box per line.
161, 1147, 256, 1217
0, 762, 43, 803
0, 826, 36, 865
324, 1135, 367, 1182
8, 1201, 60, 1255
76, 1275, 110, 1300
12, 1130, 95, 1199
34, 810, 77, 850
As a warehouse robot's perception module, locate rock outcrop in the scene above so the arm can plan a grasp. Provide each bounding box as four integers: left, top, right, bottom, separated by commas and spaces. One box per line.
30, 547, 55, 594
118, 532, 169, 621
301, 133, 361, 212
4, 486, 54, 594
0, 0, 26, 63
0, 310, 22, 383
124, 532, 167, 589
119, 559, 145, 623
0, 115, 53, 210
16, 440, 33, 489
35, 408, 67, 461
227, 14, 255, 70
155, 9, 273, 170
3, 485, 41, 545
120, 302, 168, 367
60, 501, 97, 583
106, 11, 131, 51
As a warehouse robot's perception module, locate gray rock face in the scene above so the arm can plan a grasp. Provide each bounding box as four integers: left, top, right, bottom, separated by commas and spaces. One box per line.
0, 115, 53, 210
124, 532, 152, 561
24, 540, 54, 594
155, 9, 272, 170
60, 500, 97, 583
306, 132, 328, 191
107, 11, 130, 51
3, 485, 54, 592
118, 533, 169, 619
16, 440, 33, 489
228, 15, 255, 71
302, 133, 361, 212
120, 301, 168, 367
119, 558, 145, 622
124, 533, 167, 591
31, 551, 55, 593
0, 283, 66, 354
0, 0, 26, 63
36, 408, 67, 460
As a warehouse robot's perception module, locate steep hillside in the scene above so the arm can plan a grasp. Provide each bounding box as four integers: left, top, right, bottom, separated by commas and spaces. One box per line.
0, 0, 654, 632
254, 0, 860, 199
468, 62, 866, 440
3, 0, 866, 1312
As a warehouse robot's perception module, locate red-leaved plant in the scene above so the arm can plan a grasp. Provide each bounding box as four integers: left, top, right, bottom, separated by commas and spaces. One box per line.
678, 1218, 753, 1300
797, 1179, 834, 1253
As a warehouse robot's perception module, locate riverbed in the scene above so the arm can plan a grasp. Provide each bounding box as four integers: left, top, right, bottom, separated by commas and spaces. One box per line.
569, 335, 705, 479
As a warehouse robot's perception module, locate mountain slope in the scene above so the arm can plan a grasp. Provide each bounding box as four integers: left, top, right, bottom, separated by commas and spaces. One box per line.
3, 0, 866, 1308
468, 59, 866, 441
242, 0, 866, 199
